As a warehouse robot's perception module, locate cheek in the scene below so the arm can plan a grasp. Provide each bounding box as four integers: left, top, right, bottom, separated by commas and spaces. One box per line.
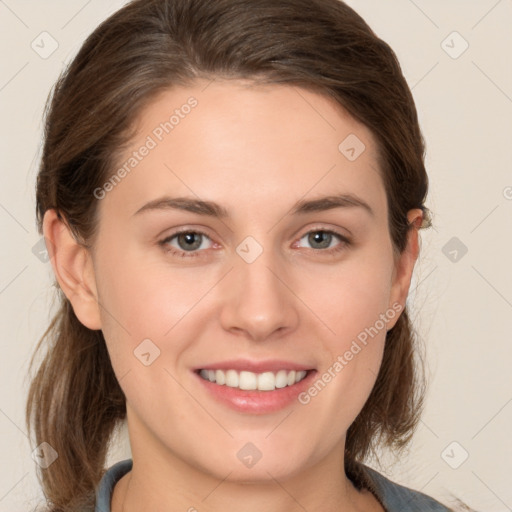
294, 250, 394, 418
299, 251, 395, 347
296, 298, 389, 452
95, 239, 211, 334
94, 244, 224, 383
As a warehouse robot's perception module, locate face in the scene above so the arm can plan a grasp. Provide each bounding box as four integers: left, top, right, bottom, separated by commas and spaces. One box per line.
77, 79, 418, 482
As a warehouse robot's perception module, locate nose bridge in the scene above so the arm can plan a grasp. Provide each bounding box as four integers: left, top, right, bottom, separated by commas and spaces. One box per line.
219, 236, 298, 340
239, 246, 282, 300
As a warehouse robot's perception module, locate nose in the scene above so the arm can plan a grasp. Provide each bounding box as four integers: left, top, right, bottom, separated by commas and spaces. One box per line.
218, 246, 299, 342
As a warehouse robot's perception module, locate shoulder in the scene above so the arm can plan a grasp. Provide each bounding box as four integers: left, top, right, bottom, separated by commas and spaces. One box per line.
95, 459, 133, 512
360, 464, 452, 512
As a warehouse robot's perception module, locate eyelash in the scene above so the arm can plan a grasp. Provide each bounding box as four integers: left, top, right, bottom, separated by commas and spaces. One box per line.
158, 227, 351, 259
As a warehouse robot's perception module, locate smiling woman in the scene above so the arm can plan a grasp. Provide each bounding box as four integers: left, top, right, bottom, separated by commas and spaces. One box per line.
25, 0, 468, 511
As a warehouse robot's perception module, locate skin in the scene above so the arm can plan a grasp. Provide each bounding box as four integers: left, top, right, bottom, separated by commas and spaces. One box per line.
44, 78, 422, 512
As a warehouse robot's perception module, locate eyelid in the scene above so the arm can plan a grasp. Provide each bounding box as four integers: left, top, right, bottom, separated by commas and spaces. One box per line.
294, 223, 351, 241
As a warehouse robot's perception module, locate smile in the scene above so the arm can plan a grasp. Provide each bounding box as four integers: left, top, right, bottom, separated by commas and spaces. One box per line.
197, 368, 309, 391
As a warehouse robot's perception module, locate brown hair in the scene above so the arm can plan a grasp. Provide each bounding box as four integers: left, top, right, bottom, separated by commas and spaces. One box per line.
27, 0, 435, 510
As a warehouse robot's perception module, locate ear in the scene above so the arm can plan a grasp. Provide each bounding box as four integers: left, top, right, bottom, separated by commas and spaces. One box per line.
386, 208, 423, 330
42, 209, 102, 330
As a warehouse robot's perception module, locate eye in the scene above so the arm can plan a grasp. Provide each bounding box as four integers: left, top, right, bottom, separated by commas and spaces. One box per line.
159, 229, 214, 258
159, 227, 350, 259
295, 229, 350, 254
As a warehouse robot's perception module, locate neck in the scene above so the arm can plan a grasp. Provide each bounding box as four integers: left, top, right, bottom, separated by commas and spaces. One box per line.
112, 449, 383, 512
111, 408, 384, 512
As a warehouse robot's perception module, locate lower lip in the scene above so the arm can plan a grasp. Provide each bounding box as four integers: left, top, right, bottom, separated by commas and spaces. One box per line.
193, 370, 317, 414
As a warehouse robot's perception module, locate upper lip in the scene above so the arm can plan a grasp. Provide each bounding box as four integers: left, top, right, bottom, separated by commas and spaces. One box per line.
194, 359, 315, 373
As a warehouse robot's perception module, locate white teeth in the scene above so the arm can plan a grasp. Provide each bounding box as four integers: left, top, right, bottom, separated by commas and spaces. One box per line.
225, 369, 239, 387
215, 369, 226, 385
239, 371, 257, 390
198, 368, 309, 391
257, 372, 275, 391
275, 370, 288, 388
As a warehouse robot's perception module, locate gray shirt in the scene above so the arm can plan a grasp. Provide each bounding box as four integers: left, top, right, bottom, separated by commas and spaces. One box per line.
94, 459, 451, 512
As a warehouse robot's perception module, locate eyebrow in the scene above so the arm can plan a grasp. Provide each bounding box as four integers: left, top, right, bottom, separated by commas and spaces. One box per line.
133, 193, 374, 218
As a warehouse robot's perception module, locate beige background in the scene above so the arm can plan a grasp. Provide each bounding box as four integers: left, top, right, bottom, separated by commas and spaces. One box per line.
1, 1, 511, 510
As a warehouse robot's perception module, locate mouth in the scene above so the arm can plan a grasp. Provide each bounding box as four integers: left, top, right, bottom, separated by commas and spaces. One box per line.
195, 368, 311, 392
192, 363, 318, 414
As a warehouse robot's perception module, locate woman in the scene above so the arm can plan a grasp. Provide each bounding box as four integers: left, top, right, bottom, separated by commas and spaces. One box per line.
26, 0, 463, 510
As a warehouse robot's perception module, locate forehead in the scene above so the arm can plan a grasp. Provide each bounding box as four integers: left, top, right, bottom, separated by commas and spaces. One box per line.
99, 79, 386, 222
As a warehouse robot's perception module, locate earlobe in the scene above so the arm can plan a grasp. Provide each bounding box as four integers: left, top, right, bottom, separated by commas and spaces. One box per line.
386, 208, 423, 330
42, 209, 102, 331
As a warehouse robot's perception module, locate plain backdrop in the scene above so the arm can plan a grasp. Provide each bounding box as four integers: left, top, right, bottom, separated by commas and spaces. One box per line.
1, 1, 511, 510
